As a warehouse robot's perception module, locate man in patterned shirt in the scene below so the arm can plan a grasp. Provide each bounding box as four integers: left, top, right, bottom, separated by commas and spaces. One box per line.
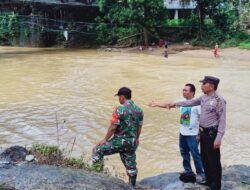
92, 87, 144, 187
148, 84, 205, 183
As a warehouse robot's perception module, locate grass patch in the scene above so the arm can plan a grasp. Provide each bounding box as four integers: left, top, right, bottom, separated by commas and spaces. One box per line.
220, 34, 250, 49
30, 144, 104, 172
220, 38, 241, 48
91, 161, 104, 172
239, 38, 250, 50
62, 157, 104, 172
31, 144, 60, 156
31, 144, 63, 166
63, 157, 87, 169
192, 30, 250, 49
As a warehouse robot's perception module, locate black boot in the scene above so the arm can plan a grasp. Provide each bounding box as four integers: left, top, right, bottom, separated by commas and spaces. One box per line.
129, 175, 137, 187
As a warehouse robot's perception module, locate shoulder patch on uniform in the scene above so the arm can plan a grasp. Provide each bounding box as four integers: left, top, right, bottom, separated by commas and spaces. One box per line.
111, 107, 120, 123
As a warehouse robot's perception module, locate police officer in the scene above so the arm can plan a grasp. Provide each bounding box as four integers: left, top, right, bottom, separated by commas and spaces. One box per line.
92, 87, 144, 187
170, 76, 226, 190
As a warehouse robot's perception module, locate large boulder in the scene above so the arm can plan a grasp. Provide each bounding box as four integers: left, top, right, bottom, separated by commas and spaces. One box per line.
0, 146, 131, 189
0, 163, 131, 190
139, 165, 250, 190
0, 146, 28, 162
0, 146, 29, 168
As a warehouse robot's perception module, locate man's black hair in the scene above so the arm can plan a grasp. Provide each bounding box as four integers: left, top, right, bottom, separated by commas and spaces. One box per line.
185, 83, 196, 94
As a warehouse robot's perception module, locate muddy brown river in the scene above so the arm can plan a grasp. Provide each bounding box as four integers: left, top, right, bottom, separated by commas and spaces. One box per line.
0, 46, 249, 180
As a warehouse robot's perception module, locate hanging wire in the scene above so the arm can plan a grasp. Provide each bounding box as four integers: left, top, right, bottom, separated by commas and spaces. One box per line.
0, 13, 100, 35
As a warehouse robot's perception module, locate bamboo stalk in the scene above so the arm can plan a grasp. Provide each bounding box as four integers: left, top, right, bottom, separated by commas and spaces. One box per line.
55, 112, 59, 147
69, 137, 76, 157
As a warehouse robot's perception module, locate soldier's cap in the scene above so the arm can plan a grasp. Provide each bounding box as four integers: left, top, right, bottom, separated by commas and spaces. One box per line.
115, 87, 132, 97
199, 76, 220, 85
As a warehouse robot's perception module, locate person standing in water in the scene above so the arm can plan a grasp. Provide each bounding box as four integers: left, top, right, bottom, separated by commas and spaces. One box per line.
159, 39, 164, 48
214, 43, 219, 58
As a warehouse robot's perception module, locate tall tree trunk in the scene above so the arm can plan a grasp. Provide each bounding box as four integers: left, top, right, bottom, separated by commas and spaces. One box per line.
143, 4, 149, 48
197, 0, 205, 26
143, 27, 149, 48
197, 0, 205, 39
198, 5, 202, 39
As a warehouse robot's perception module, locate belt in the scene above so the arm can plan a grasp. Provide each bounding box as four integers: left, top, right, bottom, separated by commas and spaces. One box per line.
199, 125, 218, 133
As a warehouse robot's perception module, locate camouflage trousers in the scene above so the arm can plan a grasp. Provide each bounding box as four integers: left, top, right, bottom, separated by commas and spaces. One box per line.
92, 137, 138, 177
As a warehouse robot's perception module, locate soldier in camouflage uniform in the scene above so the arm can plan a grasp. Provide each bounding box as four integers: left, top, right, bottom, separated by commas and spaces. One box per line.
92, 87, 143, 187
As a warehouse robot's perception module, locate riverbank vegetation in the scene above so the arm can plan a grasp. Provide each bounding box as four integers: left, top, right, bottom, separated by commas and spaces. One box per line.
0, 0, 249, 48
31, 144, 104, 172
239, 38, 250, 49
221, 35, 250, 49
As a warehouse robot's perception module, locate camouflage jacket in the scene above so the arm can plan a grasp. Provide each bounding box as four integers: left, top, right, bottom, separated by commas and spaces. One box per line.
111, 100, 143, 140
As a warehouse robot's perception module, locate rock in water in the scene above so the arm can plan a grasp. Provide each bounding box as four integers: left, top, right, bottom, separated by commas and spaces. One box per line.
0, 146, 28, 163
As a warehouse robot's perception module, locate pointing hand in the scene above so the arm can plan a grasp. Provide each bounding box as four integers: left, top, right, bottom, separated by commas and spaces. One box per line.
148, 101, 157, 107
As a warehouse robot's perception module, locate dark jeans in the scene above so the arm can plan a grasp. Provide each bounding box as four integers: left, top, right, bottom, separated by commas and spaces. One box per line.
200, 127, 222, 190
179, 134, 204, 176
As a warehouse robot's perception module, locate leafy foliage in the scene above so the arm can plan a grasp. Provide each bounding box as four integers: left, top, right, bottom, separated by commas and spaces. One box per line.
0, 13, 19, 44
91, 160, 104, 172
63, 157, 87, 169
242, 0, 250, 25
32, 144, 60, 156
95, 0, 168, 45
189, 0, 249, 47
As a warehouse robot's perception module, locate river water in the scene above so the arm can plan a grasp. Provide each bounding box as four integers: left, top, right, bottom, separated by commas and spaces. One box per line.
0, 46, 249, 180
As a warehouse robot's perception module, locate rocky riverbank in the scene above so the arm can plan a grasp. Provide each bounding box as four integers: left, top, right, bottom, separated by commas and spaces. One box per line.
0, 146, 132, 190
139, 165, 250, 190
0, 164, 132, 190
98, 43, 208, 55
0, 146, 249, 190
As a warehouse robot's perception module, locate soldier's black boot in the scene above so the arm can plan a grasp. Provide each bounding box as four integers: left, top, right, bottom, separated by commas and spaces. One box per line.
129, 175, 137, 188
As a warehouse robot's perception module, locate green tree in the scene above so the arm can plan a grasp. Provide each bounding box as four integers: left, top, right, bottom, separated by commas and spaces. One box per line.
182, 0, 244, 44
181, 0, 224, 26
242, 1, 250, 26
96, 0, 167, 47
0, 13, 20, 45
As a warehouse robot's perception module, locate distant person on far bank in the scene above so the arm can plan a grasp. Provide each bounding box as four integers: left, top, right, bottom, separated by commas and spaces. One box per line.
164, 39, 168, 58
